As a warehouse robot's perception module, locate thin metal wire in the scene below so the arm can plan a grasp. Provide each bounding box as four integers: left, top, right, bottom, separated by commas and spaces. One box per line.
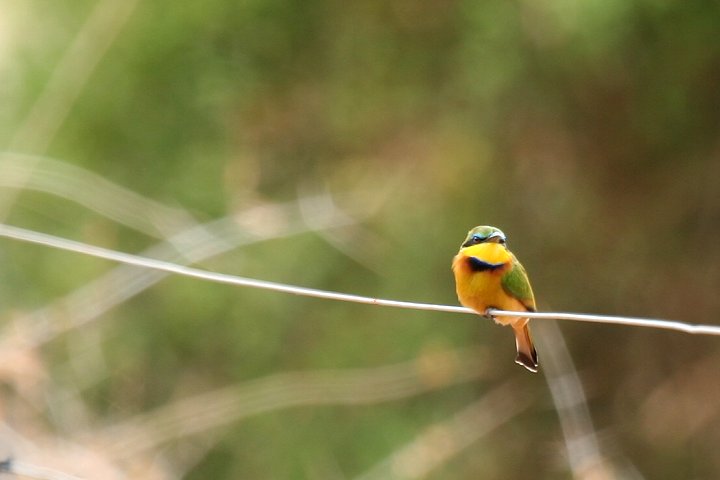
1, 223, 719, 336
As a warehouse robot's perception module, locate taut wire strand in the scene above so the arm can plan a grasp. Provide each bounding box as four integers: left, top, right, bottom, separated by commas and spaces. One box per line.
0, 223, 719, 336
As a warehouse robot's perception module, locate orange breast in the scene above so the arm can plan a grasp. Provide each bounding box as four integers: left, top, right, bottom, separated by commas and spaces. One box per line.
452, 243, 527, 325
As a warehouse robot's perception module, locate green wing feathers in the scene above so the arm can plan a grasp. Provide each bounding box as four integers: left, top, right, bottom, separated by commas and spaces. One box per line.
501, 258, 536, 311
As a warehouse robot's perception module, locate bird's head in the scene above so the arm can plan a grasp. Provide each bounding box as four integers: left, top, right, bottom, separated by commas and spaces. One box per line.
460, 225, 507, 248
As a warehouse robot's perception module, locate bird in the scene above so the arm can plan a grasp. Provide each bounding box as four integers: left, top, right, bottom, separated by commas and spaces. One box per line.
451, 225, 539, 372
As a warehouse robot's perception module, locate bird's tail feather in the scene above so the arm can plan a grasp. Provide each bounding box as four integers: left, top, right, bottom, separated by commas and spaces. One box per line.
513, 322, 539, 373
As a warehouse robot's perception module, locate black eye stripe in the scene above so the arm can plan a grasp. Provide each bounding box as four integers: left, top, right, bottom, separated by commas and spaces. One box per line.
463, 232, 507, 247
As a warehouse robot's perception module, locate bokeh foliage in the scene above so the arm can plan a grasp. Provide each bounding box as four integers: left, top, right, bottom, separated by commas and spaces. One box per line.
2, 0, 720, 478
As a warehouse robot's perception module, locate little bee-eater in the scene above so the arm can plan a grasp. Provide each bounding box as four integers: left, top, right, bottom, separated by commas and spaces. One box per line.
452, 226, 539, 372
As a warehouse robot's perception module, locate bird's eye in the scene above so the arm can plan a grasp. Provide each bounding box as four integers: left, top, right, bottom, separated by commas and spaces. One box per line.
471, 235, 483, 244
499, 238, 506, 245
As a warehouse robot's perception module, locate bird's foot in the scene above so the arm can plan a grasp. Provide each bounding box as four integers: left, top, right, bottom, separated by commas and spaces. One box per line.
483, 307, 498, 321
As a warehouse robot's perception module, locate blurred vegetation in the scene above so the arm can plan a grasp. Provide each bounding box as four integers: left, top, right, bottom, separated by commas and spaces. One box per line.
1, 0, 719, 478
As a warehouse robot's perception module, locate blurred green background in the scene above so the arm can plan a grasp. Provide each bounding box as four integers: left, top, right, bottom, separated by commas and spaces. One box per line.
1, 0, 719, 478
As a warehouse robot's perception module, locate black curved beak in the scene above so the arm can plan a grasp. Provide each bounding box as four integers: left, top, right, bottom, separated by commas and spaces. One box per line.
485, 232, 505, 244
